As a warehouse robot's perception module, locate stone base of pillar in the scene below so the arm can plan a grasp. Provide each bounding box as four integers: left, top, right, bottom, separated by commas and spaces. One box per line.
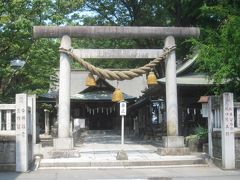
49, 149, 81, 158
157, 147, 190, 155
163, 136, 185, 147
53, 138, 73, 150
157, 136, 190, 155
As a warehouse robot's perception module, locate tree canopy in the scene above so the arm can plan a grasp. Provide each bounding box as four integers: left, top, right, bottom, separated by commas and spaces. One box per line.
192, 1, 240, 96
74, 0, 240, 96
0, 0, 83, 102
0, 0, 240, 101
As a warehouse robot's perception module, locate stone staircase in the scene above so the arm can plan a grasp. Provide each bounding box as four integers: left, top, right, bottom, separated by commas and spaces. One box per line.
39, 154, 207, 169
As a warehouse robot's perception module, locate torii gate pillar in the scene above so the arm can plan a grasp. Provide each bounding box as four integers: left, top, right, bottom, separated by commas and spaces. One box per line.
165, 36, 178, 136
158, 36, 189, 155
53, 35, 73, 149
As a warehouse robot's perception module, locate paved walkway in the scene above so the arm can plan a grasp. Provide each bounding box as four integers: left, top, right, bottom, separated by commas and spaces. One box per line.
75, 131, 160, 161
39, 131, 205, 169
41, 131, 160, 160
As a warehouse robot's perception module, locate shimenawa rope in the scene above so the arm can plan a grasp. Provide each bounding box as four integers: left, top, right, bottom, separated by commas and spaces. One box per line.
59, 46, 175, 80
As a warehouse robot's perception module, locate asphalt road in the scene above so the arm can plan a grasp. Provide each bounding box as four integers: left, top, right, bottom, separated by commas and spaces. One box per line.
0, 166, 240, 180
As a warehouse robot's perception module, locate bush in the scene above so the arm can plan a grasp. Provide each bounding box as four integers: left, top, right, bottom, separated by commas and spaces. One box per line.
185, 126, 208, 152
194, 125, 208, 141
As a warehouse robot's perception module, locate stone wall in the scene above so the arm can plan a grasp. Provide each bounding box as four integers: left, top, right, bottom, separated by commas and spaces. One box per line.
235, 132, 240, 168
212, 131, 222, 159
212, 131, 240, 168
0, 135, 16, 171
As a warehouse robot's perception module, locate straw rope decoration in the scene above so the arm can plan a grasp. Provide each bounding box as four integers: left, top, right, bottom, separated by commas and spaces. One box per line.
59, 46, 175, 81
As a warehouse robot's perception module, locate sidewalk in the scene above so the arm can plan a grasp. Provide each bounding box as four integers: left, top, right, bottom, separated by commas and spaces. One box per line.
1, 166, 240, 180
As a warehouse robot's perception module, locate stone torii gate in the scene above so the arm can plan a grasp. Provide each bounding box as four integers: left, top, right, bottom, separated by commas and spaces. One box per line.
33, 26, 200, 153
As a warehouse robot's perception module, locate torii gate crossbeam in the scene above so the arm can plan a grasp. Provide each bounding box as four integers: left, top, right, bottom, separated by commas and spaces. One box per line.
33, 26, 200, 38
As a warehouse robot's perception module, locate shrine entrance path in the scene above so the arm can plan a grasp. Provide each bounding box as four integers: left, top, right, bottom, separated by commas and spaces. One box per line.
73, 130, 160, 161
39, 130, 206, 169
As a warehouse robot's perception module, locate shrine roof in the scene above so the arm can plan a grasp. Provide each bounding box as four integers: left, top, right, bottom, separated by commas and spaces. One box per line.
158, 73, 214, 86
71, 90, 135, 101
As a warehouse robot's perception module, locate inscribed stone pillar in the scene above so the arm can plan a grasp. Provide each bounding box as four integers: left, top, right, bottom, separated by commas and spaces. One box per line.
221, 93, 235, 169
16, 94, 28, 172
164, 36, 178, 136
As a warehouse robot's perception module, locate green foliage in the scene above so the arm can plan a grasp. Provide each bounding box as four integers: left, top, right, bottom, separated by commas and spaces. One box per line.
72, 0, 211, 70
40, 103, 54, 112
192, 1, 240, 96
185, 125, 208, 145
194, 125, 208, 140
185, 134, 199, 143
0, 0, 83, 102
1, 0, 240, 102
79, 0, 240, 73
81, 0, 206, 27
80, 0, 240, 96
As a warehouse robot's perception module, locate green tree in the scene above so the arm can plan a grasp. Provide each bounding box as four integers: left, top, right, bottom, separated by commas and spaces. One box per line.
193, 1, 240, 96
0, 0, 83, 102
81, 0, 240, 96
75, 0, 212, 75
3, 0, 238, 101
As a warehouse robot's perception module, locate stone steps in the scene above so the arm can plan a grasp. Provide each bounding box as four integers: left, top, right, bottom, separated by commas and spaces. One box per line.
39, 155, 207, 169
84, 130, 121, 135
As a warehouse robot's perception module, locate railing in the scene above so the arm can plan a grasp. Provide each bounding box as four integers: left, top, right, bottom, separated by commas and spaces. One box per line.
0, 104, 16, 136
211, 96, 221, 131
0, 104, 33, 136
208, 93, 236, 169
234, 102, 240, 129
210, 98, 240, 132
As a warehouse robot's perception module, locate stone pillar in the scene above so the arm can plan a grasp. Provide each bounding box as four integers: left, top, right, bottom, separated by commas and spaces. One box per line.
158, 36, 189, 155
27, 95, 36, 144
16, 94, 28, 172
27, 95, 40, 155
44, 109, 50, 135
221, 93, 235, 169
207, 97, 213, 158
53, 35, 73, 149
165, 36, 178, 136
237, 107, 240, 128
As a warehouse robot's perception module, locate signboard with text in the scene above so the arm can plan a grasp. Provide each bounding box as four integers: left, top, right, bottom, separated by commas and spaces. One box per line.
120, 102, 127, 116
